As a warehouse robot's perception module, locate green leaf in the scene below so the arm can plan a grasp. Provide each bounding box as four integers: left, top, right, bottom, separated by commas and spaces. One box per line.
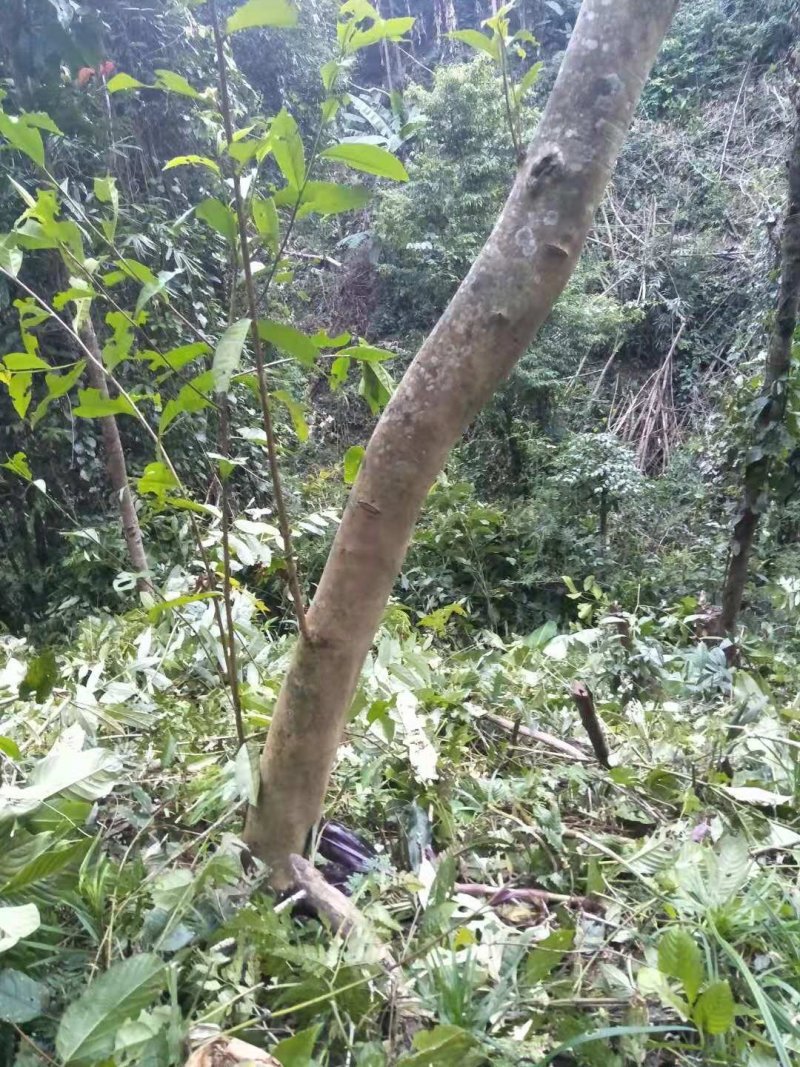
359, 361, 394, 414
0, 970, 46, 1023
213, 318, 251, 394
163, 154, 221, 177
93, 174, 118, 210
0, 113, 45, 167
339, 344, 394, 363
226, 0, 299, 33
55, 954, 167, 1065
271, 109, 305, 189
329, 355, 350, 389
159, 370, 215, 433
106, 72, 148, 93
138, 461, 179, 498
0, 905, 40, 954
252, 195, 279, 255
515, 60, 544, 102
1, 451, 32, 480
343, 444, 365, 484
7, 372, 32, 418
19, 649, 57, 702
258, 320, 318, 367
196, 197, 238, 245
4, 351, 49, 371
658, 928, 705, 1004
693, 980, 735, 1036
73, 388, 137, 419
154, 69, 201, 97
273, 1024, 321, 1067
135, 268, 182, 317
321, 140, 408, 181
296, 180, 371, 218
526, 926, 574, 983
272, 389, 308, 441
397, 1024, 477, 1066
448, 28, 498, 59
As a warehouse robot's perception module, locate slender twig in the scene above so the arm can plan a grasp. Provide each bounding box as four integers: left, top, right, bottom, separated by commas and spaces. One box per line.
210, 0, 309, 640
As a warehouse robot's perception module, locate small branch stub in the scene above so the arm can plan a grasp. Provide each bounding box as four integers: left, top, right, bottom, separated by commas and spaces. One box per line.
570, 681, 611, 769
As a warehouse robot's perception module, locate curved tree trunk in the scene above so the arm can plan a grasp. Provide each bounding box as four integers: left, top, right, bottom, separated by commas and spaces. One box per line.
244, 0, 680, 889
80, 317, 152, 589
720, 89, 800, 634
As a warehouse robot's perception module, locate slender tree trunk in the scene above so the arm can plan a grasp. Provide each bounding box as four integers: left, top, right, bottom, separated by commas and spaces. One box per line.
80, 317, 152, 589
720, 89, 800, 633
243, 0, 679, 889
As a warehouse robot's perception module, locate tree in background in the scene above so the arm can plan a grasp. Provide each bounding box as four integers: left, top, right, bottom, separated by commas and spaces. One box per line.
720, 66, 800, 633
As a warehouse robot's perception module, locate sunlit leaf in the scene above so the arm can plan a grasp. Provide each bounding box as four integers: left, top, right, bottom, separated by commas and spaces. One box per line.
321, 140, 408, 181
343, 444, 365, 484
226, 0, 298, 33
163, 154, 221, 177
258, 320, 318, 367
106, 72, 148, 93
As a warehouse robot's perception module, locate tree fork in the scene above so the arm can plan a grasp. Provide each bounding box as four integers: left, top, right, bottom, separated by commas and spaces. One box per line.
244, 0, 680, 889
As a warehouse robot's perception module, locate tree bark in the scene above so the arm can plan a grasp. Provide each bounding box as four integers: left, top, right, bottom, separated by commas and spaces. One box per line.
243, 0, 680, 889
720, 87, 800, 633
80, 317, 152, 589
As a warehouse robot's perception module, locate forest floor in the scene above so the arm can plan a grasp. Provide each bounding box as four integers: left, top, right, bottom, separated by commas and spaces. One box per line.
2, 588, 800, 1066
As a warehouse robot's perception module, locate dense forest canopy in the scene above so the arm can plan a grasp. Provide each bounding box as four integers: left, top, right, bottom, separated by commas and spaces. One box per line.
1, 0, 800, 1064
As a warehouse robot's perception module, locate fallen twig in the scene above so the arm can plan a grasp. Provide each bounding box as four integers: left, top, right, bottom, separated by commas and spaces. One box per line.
485, 713, 590, 762
453, 881, 596, 911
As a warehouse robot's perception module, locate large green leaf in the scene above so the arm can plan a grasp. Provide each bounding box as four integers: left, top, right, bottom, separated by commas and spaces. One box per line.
271, 109, 305, 189
55, 954, 167, 1065
692, 980, 735, 1036
196, 198, 238, 246
226, 0, 298, 33
296, 181, 371, 218
0, 746, 122, 823
72, 388, 137, 419
0, 969, 46, 1023
258, 320, 318, 367
212, 318, 251, 394
0, 113, 45, 167
321, 140, 408, 181
658, 928, 704, 1004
